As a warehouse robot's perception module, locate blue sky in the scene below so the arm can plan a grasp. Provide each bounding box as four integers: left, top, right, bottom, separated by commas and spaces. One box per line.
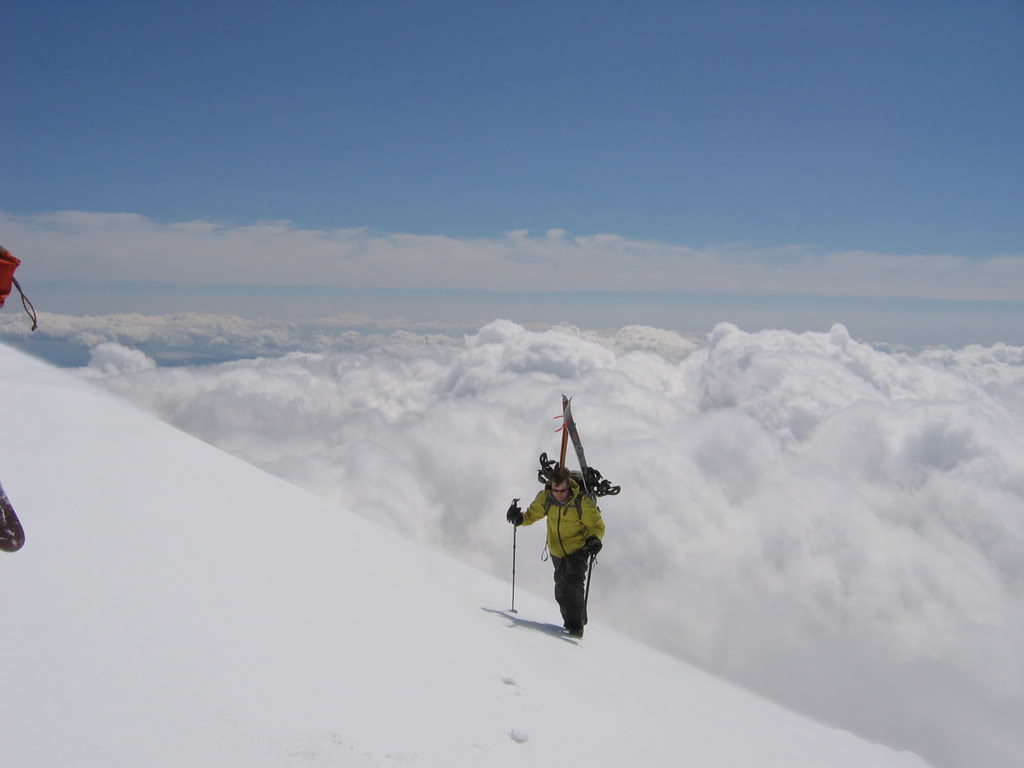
2, 0, 1023, 346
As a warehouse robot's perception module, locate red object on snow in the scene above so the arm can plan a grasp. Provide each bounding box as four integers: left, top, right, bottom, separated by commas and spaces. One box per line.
0, 246, 20, 308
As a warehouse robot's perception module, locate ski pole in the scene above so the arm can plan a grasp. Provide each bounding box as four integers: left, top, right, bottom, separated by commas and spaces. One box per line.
510, 525, 518, 613
583, 553, 596, 618
506, 497, 522, 612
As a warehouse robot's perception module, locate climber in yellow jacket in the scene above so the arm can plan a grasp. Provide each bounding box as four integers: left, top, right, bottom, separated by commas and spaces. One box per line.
507, 465, 605, 637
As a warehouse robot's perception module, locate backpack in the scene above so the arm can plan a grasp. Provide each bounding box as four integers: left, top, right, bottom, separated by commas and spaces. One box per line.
0, 246, 20, 308
0, 246, 38, 330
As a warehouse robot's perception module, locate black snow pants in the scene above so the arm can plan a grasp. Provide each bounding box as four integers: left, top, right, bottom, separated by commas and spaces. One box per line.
551, 550, 589, 630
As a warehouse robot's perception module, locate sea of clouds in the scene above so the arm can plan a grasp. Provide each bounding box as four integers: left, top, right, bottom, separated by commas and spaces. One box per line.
36, 318, 1024, 768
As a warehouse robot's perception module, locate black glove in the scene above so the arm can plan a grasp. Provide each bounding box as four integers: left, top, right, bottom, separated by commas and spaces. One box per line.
506, 499, 524, 526
582, 536, 602, 556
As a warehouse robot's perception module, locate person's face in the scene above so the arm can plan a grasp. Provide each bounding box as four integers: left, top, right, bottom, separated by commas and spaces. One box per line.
551, 483, 570, 498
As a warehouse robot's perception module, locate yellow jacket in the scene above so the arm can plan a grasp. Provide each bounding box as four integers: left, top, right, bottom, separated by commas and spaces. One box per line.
521, 478, 605, 558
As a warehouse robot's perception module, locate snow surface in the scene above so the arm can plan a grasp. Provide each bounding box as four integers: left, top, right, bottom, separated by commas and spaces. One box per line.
0, 342, 932, 767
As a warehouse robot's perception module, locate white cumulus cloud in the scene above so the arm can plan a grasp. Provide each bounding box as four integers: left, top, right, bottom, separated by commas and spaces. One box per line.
73, 319, 1024, 768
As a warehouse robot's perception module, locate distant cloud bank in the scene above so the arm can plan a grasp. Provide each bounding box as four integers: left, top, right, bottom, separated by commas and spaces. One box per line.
4, 209, 1022, 299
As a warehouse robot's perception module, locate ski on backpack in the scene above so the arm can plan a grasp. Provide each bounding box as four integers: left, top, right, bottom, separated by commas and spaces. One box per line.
562, 395, 591, 493
537, 395, 620, 499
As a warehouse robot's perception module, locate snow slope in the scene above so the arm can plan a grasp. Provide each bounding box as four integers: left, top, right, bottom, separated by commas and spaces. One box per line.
0, 343, 931, 768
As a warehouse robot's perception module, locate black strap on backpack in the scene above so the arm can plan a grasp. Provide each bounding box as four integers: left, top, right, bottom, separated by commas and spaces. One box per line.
536, 452, 620, 499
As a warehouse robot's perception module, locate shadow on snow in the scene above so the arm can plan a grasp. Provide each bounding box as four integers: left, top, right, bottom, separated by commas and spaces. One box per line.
481, 607, 579, 644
